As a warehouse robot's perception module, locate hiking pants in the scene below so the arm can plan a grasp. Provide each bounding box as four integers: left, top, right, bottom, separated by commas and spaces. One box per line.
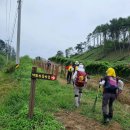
74, 85, 83, 96
102, 93, 116, 117
67, 71, 72, 83
74, 85, 84, 107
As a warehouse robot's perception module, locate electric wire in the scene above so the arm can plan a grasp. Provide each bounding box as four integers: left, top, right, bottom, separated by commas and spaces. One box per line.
10, 6, 18, 44
8, 0, 12, 41
6, 0, 8, 38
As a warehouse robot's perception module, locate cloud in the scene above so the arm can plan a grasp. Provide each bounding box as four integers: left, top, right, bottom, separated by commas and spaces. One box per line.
0, 0, 130, 59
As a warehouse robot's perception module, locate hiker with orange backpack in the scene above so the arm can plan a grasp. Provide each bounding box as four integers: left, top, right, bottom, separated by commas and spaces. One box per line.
66, 63, 74, 84
99, 67, 124, 123
72, 63, 88, 107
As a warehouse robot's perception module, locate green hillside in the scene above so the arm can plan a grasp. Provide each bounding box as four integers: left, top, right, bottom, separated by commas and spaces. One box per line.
71, 46, 130, 64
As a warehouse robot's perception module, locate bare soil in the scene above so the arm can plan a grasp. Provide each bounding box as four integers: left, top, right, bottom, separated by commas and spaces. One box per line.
55, 110, 122, 130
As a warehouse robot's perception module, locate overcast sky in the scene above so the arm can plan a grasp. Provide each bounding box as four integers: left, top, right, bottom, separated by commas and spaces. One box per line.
0, 0, 130, 59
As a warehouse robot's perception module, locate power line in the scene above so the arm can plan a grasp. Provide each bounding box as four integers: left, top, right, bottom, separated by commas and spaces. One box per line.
5, 0, 8, 38
8, 0, 12, 40
10, 6, 18, 44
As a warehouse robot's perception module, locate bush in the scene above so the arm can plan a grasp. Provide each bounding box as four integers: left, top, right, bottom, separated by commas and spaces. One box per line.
0, 54, 6, 69
4, 62, 16, 73
49, 56, 130, 78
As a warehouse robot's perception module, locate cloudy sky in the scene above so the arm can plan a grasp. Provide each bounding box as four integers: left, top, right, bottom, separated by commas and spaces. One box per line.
0, 0, 130, 59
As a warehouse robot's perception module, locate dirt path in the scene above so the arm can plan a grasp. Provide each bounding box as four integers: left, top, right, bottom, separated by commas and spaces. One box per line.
56, 77, 123, 130
55, 110, 122, 130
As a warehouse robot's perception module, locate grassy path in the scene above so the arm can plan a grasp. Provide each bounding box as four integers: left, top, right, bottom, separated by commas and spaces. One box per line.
0, 57, 130, 130
56, 76, 130, 130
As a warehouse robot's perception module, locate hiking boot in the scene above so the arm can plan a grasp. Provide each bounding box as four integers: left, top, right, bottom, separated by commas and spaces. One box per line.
103, 114, 110, 124
108, 113, 113, 121
103, 118, 110, 124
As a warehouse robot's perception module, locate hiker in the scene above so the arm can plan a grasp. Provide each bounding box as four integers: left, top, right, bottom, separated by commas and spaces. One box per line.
47, 60, 51, 73
73, 63, 88, 107
73, 61, 79, 73
66, 63, 73, 84
99, 67, 124, 123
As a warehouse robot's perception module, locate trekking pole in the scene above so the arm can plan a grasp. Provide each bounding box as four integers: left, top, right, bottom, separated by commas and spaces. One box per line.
92, 85, 101, 112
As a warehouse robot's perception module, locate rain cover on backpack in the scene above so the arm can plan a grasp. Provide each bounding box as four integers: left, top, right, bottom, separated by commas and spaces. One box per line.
105, 76, 118, 90
75, 71, 87, 87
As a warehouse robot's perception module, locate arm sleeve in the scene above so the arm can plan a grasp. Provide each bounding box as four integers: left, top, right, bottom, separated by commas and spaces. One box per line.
118, 80, 124, 90
99, 80, 105, 86
85, 76, 88, 82
72, 71, 77, 80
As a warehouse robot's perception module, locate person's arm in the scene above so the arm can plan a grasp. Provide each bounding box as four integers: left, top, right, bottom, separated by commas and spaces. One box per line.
118, 80, 124, 93
84, 76, 88, 87
72, 71, 77, 80
99, 77, 105, 86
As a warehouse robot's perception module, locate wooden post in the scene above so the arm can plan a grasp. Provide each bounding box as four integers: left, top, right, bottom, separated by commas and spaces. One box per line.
52, 64, 54, 74
28, 67, 37, 119
55, 65, 59, 79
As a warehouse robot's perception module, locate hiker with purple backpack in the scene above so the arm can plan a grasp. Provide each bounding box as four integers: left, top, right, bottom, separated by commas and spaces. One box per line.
99, 67, 124, 123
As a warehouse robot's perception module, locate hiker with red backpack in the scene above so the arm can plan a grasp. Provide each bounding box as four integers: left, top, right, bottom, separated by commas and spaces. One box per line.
99, 67, 124, 123
72, 63, 88, 107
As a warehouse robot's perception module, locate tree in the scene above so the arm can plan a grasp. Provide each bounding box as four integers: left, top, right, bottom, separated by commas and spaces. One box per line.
65, 47, 73, 58
75, 43, 85, 54
0, 39, 16, 60
0, 39, 6, 54
56, 50, 64, 57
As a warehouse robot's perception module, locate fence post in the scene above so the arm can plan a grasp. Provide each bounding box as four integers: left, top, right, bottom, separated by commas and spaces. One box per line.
55, 65, 59, 79
28, 67, 37, 119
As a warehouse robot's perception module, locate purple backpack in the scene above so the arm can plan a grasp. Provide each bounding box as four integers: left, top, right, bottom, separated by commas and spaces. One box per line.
105, 76, 118, 89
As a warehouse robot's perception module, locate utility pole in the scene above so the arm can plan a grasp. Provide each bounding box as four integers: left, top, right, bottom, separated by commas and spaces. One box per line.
16, 0, 22, 65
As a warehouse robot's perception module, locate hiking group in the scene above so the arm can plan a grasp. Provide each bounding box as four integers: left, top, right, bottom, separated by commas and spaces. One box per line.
66, 61, 124, 124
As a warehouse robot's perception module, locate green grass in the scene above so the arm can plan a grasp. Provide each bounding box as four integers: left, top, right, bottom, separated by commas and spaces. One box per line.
0, 56, 130, 130
0, 56, 66, 130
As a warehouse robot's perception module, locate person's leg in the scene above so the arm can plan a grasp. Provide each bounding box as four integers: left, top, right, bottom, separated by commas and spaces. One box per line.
74, 85, 80, 107
109, 94, 116, 120
102, 93, 110, 123
69, 72, 72, 83
78, 88, 83, 105
66, 72, 69, 83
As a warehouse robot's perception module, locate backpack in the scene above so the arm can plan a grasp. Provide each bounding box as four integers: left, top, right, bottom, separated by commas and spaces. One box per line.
68, 66, 73, 72
105, 76, 118, 90
75, 71, 87, 87
73, 65, 78, 72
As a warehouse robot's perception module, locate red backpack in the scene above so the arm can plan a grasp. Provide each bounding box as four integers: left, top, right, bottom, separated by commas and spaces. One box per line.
75, 71, 87, 87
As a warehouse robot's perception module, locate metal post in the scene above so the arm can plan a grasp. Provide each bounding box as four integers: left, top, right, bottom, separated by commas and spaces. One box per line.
16, 0, 21, 65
